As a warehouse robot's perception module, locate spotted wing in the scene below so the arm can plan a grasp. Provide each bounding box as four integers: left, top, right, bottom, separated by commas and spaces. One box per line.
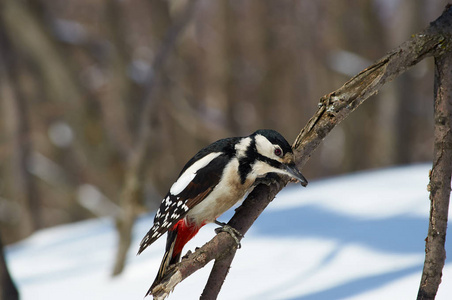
137, 153, 229, 254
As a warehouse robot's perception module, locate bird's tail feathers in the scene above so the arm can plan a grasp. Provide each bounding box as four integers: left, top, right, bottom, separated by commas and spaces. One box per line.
146, 219, 202, 297
146, 229, 178, 296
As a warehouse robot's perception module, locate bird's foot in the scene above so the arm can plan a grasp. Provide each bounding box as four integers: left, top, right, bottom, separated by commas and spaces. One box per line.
214, 221, 243, 249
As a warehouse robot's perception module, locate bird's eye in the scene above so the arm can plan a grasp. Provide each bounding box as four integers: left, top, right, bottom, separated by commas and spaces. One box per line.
274, 148, 282, 157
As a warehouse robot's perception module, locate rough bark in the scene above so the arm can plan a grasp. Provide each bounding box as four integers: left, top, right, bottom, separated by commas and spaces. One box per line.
150, 5, 452, 300
200, 253, 234, 300
417, 14, 452, 300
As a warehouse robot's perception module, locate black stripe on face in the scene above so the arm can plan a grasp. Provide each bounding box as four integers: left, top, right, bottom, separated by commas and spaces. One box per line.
238, 138, 257, 184
237, 137, 286, 183
256, 153, 282, 170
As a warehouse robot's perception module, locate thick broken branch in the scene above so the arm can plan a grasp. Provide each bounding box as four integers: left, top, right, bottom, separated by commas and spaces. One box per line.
151, 5, 452, 299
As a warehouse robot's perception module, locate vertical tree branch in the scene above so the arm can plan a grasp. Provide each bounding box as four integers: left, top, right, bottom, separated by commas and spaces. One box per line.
417, 32, 452, 300
200, 253, 235, 300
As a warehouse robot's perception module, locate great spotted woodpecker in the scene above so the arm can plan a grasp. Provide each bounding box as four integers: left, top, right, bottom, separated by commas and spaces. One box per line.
138, 129, 307, 295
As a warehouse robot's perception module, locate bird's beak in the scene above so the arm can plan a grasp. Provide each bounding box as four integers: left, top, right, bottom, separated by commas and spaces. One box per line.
284, 163, 308, 187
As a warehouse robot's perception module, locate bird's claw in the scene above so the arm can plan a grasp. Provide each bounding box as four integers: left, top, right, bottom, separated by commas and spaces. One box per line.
214, 221, 243, 249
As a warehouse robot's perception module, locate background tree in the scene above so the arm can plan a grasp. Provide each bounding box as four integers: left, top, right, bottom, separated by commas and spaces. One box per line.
0, 235, 18, 300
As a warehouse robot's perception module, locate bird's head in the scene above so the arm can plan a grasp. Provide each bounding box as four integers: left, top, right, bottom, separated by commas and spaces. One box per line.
248, 129, 308, 187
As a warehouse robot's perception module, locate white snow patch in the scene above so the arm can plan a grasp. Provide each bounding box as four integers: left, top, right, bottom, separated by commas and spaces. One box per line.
271, 164, 432, 219
5, 163, 452, 300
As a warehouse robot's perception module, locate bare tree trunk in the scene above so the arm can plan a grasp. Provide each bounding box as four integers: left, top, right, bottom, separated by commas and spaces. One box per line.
112, 0, 199, 276
0, 235, 19, 300
417, 29, 452, 300
0, 11, 41, 235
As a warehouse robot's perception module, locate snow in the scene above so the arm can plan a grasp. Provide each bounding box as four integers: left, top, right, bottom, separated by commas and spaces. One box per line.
5, 163, 452, 299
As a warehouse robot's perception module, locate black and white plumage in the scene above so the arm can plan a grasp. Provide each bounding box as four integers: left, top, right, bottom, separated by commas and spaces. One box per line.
138, 129, 307, 296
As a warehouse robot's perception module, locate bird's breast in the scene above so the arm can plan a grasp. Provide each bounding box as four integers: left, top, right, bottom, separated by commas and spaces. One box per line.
186, 158, 255, 226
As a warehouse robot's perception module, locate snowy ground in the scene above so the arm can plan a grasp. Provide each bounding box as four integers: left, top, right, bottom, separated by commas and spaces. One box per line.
5, 164, 452, 299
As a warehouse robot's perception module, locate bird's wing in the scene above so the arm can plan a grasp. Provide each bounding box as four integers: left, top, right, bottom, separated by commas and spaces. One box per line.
138, 153, 229, 254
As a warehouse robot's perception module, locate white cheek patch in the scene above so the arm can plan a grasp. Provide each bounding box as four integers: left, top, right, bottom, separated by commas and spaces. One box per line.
255, 134, 282, 161
170, 152, 222, 195
252, 160, 280, 177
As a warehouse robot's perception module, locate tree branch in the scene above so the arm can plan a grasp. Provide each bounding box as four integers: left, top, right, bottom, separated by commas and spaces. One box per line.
417, 8, 452, 299
200, 252, 234, 300
151, 5, 452, 299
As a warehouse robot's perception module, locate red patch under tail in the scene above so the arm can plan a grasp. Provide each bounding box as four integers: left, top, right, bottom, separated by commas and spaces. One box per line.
171, 219, 204, 260
148, 219, 205, 295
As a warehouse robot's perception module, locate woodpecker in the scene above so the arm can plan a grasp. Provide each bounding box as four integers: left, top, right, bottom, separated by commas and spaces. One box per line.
138, 129, 307, 296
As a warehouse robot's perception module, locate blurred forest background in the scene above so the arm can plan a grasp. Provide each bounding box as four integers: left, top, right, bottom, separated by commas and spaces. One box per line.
0, 0, 449, 273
